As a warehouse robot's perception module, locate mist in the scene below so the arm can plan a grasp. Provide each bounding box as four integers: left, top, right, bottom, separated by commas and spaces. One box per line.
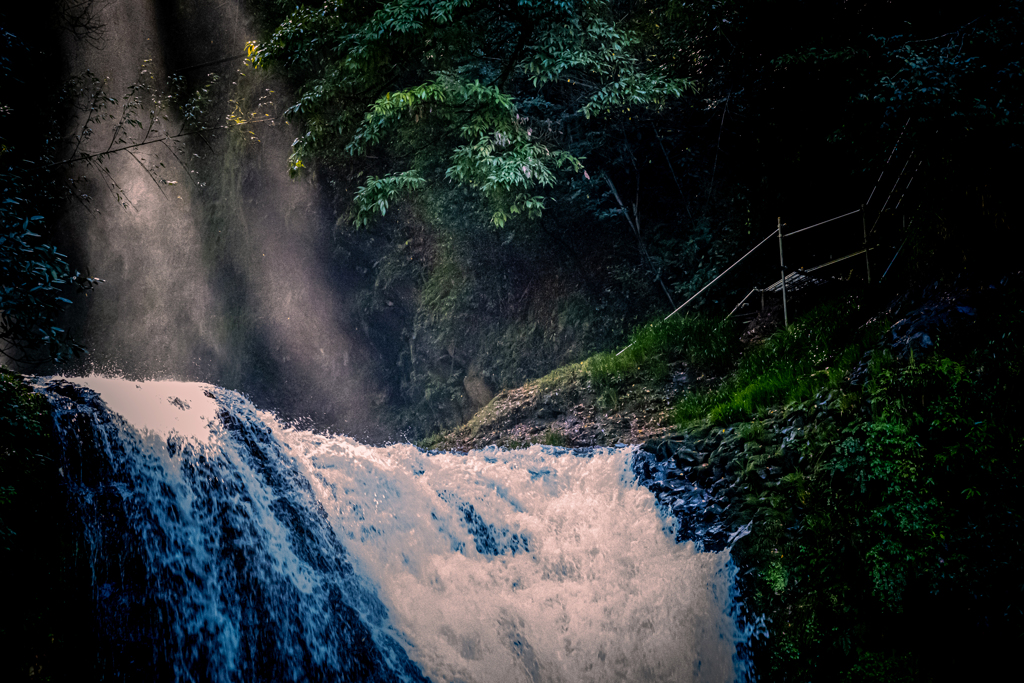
50, 0, 391, 441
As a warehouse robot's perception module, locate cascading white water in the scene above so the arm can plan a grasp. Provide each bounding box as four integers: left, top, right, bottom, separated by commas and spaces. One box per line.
37, 376, 750, 682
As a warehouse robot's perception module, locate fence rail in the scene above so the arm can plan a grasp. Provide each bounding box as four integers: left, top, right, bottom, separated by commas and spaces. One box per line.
613, 128, 917, 356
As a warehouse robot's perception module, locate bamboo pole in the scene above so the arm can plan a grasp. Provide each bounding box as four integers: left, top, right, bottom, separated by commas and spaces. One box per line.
861, 204, 872, 283
777, 217, 788, 327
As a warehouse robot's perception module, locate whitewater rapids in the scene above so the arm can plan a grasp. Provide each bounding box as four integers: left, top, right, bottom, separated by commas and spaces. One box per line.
37, 376, 750, 682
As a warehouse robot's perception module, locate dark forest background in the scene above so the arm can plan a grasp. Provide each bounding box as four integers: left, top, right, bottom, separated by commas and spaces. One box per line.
244, 0, 1023, 434
3, 1, 1021, 437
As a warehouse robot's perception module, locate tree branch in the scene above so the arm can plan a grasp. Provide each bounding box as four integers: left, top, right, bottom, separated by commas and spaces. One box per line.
45, 118, 276, 169
495, 20, 533, 89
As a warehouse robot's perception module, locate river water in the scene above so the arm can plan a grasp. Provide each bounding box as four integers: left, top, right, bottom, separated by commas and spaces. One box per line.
36, 376, 751, 682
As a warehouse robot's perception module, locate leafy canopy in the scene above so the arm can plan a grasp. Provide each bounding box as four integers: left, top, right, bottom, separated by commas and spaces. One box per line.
250, 0, 693, 226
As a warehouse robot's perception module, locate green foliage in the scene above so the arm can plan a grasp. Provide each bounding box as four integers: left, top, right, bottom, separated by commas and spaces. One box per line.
0, 370, 60, 662
0, 369, 51, 540
167, 70, 222, 132
250, 0, 1024, 437
3, 39, 237, 364
417, 431, 445, 450
1, 25, 94, 363
0, 183, 98, 363
869, 9, 1023, 130
0, 369, 95, 679
251, 0, 690, 225
586, 313, 737, 399
351, 170, 427, 226
519, 12, 693, 118
676, 301, 881, 424
736, 420, 767, 444
727, 288, 1024, 680
540, 429, 568, 447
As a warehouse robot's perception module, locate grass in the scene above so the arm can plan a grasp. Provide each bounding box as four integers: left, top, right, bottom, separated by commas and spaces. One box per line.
736, 420, 768, 444
420, 297, 881, 448
675, 300, 883, 425
539, 429, 568, 447
417, 432, 445, 450
534, 361, 589, 393
584, 314, 738, 403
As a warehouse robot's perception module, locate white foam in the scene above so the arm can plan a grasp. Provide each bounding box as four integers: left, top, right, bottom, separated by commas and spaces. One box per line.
284, 435, 742, 683
46, 376, 744, 682
74, 374, 221, 441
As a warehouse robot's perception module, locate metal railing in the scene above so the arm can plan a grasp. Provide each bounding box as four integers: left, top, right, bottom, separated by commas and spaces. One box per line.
614, 125, 917, 355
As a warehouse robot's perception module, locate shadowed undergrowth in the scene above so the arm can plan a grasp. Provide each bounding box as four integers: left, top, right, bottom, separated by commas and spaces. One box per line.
585, 314, 738, 407
676, 300, 884, 424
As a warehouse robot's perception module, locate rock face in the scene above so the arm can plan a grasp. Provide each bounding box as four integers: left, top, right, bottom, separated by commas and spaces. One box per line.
629, 418, 788, 553
885, 281, 982, 359
430, 369, 687, 451
463, 374, 495, 408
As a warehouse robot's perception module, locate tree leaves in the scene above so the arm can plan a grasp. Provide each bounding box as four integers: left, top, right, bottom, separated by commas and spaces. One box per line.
0, 208, 97, 363
252, 0, 689, 225
351, 170, 427, 226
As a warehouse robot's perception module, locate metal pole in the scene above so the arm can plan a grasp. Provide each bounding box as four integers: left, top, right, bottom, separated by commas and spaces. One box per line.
861, 204, 871, 283
726, 287, 759, 319
777, 217, 788, 327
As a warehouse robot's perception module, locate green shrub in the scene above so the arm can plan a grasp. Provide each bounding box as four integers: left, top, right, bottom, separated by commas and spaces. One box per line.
585, 314, 738, 396
676, 300, 881, 424
539, 429, 568, 447
732, 300, 1024, 680
737, 420, 767, 444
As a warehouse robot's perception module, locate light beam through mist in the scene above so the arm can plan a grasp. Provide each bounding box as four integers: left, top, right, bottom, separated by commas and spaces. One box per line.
53, 0, 388, 440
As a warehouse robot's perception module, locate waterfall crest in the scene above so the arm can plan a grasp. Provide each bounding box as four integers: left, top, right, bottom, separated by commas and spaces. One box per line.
38, 376, 749, 682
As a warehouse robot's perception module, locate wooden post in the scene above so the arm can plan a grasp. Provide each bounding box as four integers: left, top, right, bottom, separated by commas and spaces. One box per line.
777, 217, 788, 327
862, 204, 872, 284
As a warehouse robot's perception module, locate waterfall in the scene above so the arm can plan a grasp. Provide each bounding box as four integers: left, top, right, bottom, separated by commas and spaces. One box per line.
37, 376, 750, 682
